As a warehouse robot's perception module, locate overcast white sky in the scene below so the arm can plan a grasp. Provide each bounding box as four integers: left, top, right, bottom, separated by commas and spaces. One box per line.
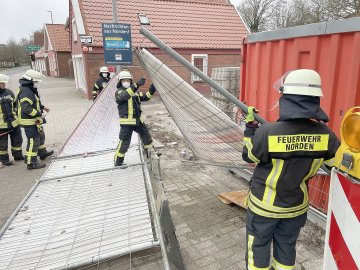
0, 0, 241, 44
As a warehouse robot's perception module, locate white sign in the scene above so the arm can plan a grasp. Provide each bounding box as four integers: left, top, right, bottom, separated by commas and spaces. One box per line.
80, 35, 93, 44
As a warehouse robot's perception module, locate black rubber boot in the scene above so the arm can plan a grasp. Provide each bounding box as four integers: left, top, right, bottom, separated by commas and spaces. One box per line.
2, 160, 14, 166
27, 162, 46, 170
14, 155, 25, 161
39, 150, 54, 160
114, 157, 127, 167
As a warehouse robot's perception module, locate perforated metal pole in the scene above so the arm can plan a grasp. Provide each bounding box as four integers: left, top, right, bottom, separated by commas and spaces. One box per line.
139, 27, 267, 124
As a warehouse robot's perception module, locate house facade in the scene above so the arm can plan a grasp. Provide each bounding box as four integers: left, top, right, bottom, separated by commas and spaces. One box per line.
69, 0, 249, 99
41, 24, 72, 78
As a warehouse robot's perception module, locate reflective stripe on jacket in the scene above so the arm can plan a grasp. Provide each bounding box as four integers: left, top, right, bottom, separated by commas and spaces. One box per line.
17, 84, 42, 126
0, 88, 19, 129
92, 76, 110, 96
115, 84, 153, 126
243, 119, 340, 218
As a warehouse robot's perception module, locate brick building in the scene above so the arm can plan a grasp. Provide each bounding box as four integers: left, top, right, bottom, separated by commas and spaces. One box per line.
69, 0, 249, 99
43, 24, 71, 78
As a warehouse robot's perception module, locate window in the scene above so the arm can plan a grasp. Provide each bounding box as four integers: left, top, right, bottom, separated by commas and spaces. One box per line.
191, 54, 208, 82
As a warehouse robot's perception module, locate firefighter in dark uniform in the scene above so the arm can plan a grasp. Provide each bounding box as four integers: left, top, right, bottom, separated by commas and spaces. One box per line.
92, 66, 110, 101
18, 70, 54, 170
114, 70, 155, 166
0, 74, 24, 165
242, 69, 340, 270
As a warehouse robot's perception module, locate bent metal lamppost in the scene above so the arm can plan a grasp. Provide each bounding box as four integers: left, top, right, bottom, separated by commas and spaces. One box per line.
47, 10, 53, 24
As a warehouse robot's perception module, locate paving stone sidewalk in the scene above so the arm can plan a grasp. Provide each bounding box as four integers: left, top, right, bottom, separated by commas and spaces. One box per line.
0, 69, 325, 270
0, 67, 91, 228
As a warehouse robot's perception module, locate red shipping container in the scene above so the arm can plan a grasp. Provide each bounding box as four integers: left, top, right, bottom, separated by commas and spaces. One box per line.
240, 18, 360, 213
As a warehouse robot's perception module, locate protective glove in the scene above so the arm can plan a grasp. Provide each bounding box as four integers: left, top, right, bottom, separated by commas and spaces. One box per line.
149, 84, 156, 95
136, 78, 146, 87
245, 106, 259, 123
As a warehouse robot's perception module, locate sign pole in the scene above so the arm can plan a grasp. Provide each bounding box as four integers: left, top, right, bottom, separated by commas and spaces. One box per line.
112, 0, 121, 73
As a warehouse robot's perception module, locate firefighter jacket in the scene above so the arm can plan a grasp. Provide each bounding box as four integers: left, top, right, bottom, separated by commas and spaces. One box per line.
0, 88, 19, 130
92, 76, 110, 97
243, 119, 340, 219
17, 79, 43, 127
115, 84, 154, 125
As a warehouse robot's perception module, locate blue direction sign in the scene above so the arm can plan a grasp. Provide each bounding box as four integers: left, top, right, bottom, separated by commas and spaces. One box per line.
102, 23, 132, 65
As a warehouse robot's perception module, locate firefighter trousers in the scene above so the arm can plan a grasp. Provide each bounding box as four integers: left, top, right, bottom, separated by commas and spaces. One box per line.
24, 125, 48, 165
245, 210, 307, 270
0, 126, 23, 162
114, 122, 153, 162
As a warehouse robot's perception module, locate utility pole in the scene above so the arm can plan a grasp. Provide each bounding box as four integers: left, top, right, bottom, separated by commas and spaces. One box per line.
47, 10, 54, 24
112, 0, 118, 23
112, 0, 121, 72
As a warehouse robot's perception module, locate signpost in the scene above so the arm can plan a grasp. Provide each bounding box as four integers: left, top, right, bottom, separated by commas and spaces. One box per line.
102, 23, 132, 65
25, 45, 41, 51
79, 35, 93, 44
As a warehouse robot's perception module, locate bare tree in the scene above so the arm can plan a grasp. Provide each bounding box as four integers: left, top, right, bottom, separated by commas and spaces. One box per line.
237, 0, 279, 32
311, 0, 360, 20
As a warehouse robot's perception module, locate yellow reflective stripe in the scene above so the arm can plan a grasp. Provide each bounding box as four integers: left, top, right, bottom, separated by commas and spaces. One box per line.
324, 157, 335, 167
38, 145, 46, 150
19, 119, 37, 125
127, 95, 134, 120
263, 159, 283, 205
92, 91, 97, 94
114, 140, 125, 159
144, 143, 153, 149
250, 192, 308, 213
20, 97, 33, 105
11, 119, 19, 127
248, 199, 309, 218
244, 137, 260, 163
247, 235, 270, 270
248, 235, 255, 267
94, 84, 99, 89
11, 146, 22, 151
126, 87, 134, 96
119, 118, 136, 125
268, 134, 329, 152
272, 258, 295, 270
300, 158, 323, 204
0, 123, 8, 128
29, 109, 38, 116
146, 92, 152, 99
0, 151, 8, 155
27, 138, 33, 164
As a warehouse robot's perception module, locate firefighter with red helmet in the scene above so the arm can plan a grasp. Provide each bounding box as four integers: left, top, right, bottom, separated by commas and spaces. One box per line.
114, 70, 155, 166
242, 69, 340, 269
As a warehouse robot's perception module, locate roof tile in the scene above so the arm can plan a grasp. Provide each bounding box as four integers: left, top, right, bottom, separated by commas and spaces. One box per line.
80, 0, 248, 49
46, 24, 71, 52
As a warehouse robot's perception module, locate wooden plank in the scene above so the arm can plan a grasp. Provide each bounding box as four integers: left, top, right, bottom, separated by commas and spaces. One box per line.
218, 190, 249, 209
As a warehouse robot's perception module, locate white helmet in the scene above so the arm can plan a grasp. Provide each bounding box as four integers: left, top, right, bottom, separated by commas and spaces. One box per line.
274, 69, 323, 97
118, 70, 133, 81
0, 74, 9, 83
22, 69, 45, 82
100, 66, 109, 73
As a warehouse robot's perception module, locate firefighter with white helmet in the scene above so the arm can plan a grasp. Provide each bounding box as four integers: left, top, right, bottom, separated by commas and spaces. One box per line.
92, 66, 110, 101
0, 74, 24, 166
242, 69, 340, 269
17, 69, 54, 170
114, 70, 155, 166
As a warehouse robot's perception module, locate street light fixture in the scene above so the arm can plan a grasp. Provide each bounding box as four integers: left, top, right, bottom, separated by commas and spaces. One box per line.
47, 10, 54, 24
138, 14, 150, 25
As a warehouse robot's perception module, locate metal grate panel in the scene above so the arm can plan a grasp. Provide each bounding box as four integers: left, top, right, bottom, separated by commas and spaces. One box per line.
0, 152, 157, 270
